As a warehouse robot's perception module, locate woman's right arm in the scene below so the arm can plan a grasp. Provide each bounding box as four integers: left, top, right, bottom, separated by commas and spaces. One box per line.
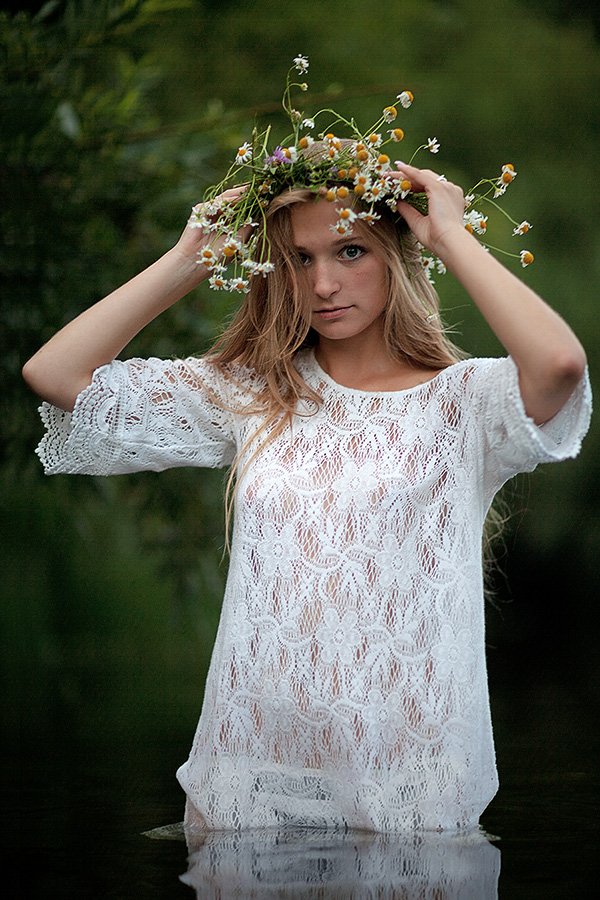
22, 191, 241, 412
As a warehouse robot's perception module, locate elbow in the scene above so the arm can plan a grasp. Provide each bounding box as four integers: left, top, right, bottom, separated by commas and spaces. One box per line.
22, 355, 43, 396
521, 342, 587, 425
552, 342, 587, 393
22, 354, 78, 412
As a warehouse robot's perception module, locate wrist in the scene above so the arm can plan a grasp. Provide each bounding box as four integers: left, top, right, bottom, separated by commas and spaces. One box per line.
167, 244, 210, 291
433, 225, 487, 273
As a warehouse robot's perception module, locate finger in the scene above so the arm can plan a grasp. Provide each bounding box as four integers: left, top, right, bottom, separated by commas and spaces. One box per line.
395, 199, 425, 232
392, 165, 443, 190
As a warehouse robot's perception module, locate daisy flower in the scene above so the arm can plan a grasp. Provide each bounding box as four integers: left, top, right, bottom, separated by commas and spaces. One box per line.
301, 118, 315, 129
513, 220, 533, 236
398, 178, 412, 199
197, 248, 218, 268
383, 105, 398, 123
464, 210, 488, 235
353, 172, 371, 197
294, 54, 309, 73
427, 137, 440, 154
496, 163, 517, 189
397, 90, 414, 108
331, 220, 353, 235
337, 207, 358, 224
222, 237, 243, 258
388, 128, 404, 142
242, 260, 275, 277
208, 273, 229, 290
235, 142, 253, 165
282, 145, 298, 162
520, 250, 534, 267
421, 255, 436, 283
358, 210, 381, 224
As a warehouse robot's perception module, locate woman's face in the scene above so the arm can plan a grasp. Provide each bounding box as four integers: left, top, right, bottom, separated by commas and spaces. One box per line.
290, 198, 389, 347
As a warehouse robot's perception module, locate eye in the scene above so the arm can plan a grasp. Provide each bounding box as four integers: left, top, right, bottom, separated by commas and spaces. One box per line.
340, 244, 365, 260
296, 251, 311, 266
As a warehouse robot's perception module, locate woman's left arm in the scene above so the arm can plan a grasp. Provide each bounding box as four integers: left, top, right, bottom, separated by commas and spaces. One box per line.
395, 163, 587, 425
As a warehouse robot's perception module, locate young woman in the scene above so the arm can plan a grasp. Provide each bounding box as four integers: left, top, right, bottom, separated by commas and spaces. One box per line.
23, 159, 590, 833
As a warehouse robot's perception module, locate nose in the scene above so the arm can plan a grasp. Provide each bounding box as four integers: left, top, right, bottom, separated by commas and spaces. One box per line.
312, 260, 340, 300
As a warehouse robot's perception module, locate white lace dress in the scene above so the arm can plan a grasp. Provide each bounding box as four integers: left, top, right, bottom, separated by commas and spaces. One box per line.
36, 350, 591, 832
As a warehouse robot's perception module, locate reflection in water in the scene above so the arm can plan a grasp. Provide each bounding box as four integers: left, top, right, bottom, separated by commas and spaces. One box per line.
180, 825, 500, 899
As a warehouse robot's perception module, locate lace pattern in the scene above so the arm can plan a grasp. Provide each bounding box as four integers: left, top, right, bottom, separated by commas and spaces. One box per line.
36, 352, 591, 831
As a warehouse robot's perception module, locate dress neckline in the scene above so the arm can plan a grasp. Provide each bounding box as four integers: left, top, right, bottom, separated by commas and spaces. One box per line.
304, 349, 455, 398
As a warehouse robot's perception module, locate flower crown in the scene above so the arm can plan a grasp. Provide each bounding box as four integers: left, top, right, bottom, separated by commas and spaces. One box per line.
190, 55, 534, 293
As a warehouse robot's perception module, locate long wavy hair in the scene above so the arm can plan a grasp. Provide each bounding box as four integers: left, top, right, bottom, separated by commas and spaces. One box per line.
209, 188, 463, 408
199, 185, 466, 534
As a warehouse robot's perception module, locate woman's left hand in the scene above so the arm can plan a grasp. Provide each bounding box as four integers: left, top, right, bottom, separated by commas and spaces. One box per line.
391, 163, 467, 261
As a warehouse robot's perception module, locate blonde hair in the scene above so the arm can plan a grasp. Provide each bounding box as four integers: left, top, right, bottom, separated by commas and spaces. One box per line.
201, 187, 465, 534
209, 187, 463, 403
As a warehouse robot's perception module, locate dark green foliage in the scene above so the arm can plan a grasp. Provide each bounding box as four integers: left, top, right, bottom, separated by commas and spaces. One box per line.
2, 0, 600, 724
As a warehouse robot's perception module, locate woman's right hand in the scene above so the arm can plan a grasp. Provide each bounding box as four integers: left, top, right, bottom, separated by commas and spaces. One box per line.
173, 186, 251, 274
22, 188, 250, 411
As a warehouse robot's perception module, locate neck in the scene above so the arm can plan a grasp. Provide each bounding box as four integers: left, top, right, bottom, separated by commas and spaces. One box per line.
314, 331, 413, 391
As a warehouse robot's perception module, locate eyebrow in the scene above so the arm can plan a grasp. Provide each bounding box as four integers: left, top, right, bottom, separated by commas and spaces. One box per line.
293, 237, 367, 252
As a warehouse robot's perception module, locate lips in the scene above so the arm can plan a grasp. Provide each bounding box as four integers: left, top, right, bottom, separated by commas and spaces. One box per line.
314, 306, 352, 320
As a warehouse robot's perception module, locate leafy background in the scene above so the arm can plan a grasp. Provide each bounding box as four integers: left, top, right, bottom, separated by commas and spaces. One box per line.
2, 0, 599, 870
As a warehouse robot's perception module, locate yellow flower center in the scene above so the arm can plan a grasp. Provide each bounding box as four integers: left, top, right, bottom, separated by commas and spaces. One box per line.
337, 186, 349, 199
348, 167, 359, 179
522, 252, 534, 265
339, 209, 352, 219
502, 172, 514, 184
503, 163, 515, 171
465, 223, 474, 234
357, 149, 369, 162
354, 184, 366, 196
337, 169, 348, 180
384, 105, 397, 118
298, 137, 309, 149
392, 128, 404, 141
325, 189, 336, 202
400, 179, 412, 192
368, 134, 380, 144
377, 154, 390, 165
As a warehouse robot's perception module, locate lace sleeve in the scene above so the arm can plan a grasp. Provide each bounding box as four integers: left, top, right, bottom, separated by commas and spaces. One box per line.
466, 357, 592, 494
35, 356, 244, 476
